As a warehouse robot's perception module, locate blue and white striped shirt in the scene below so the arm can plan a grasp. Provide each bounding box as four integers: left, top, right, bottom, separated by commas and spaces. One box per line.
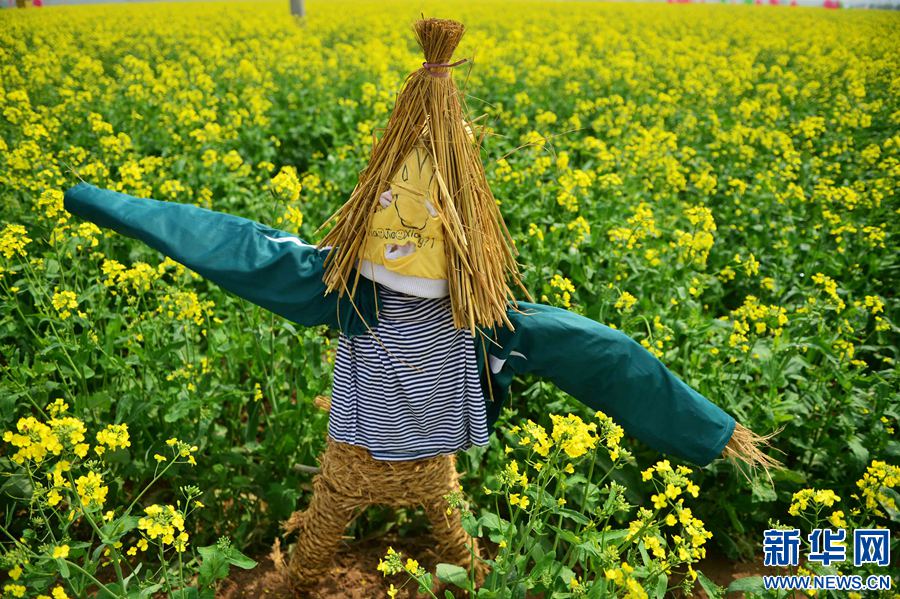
327, 282, 491, 461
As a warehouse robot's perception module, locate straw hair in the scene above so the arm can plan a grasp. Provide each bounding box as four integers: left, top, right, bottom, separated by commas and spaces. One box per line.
315, 17, 531, 335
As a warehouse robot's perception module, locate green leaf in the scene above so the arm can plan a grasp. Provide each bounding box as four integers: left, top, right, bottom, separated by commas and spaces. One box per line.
461, 511, 479, 536
653, 573, 668, 599
598, 528, 630, 544
479, 513, 513, 542
749, 339, 772, 361
528, 551, 556, 582
637, 540, 651, 567
555, 507, 590, 525
723, 502, 745, 534
575, 538, 602, 558
528, 540, 546, 562
479, 512, 503, 531
165, 399, 199, 423
418, 572, 434, 591
95, 582, 126, 599
771, 467, 807, 485
128, 582, 162, 598
436, 563, 469, 589
726, 575, 766, 593
0, 472, 33, 500
225, 547, 258, 570
198, 545, 230, 586
586, 578, 608, 599
880, 487, 900, 523
547, 524, 580, 545
697, 571, 725, 599
557, 565, 577, 587
86, 391, 112, 411
102, 515, 140, 539
57, 558, 70, 579
750, 476, 778, 503
847, 437, 869, 467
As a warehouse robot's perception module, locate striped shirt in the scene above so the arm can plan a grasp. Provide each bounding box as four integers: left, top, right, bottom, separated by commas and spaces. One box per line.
327, 282, 491, 461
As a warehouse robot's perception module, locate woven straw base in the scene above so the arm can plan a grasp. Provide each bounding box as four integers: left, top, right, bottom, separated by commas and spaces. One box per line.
275, 436, 488, 592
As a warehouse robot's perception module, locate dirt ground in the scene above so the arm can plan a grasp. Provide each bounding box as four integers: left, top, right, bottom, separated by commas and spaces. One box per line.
217, 533, 769, 599
217, 530, 478, 599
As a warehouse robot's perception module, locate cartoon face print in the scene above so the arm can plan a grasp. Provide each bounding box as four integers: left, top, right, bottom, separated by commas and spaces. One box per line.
363, 140, 447, 279
380, 144, 439, 229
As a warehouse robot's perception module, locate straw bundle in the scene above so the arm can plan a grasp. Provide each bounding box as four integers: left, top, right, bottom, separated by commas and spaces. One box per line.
722, 422, 785, 484
316, 17, 531, 335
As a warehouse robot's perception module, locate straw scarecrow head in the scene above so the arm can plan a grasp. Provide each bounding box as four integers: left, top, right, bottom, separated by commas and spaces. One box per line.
316, 18, 531, 335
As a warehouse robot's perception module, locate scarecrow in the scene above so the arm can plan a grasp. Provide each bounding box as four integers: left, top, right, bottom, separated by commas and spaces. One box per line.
62, 17, 781, 594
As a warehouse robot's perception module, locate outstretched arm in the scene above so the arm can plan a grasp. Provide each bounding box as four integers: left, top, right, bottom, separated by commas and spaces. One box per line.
63, 182, 376, 334
485, 302, 756, 468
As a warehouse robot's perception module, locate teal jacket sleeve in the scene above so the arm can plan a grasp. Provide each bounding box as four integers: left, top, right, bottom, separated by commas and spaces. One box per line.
62, 182, 380, 335
485, 302, 735, 467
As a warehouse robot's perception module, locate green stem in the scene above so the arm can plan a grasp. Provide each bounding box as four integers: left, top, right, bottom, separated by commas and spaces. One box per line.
0, 275, 45, 341
178, 548, 186, 590
507, 446, 559, 587
65, 472, 126, 584
0, 522, 120, 597
5, 376, 49, 419
498, 468, 525, 591
123, 458, 178, 516
22, 258, 90, 397
578, 448, 599, 515
491, 491, 506, 577
241, 299, 272, 430
581, 513, 614, 573
35, 503, 60, 545
802, 376, 835, 471
0, 522, 33, 551
269, 311, 278, 416
550, 475, 564, 557
134, 289, 150, 408
413, 573, 439, 599
159, 543, 174, 596
25, 464, 60, 546
63, 558, 121, 598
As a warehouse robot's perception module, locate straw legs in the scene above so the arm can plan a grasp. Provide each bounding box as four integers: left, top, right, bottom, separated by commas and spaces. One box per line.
276, 436, 488, 593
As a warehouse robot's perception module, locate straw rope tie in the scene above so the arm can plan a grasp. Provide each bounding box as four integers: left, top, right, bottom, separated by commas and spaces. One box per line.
422, 58, 469, 78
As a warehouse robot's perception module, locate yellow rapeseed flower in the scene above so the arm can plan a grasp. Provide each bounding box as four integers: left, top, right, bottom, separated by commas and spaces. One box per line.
0, 224, 31, 259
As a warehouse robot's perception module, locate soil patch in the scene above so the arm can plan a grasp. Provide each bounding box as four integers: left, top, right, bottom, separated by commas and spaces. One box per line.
219, 531, 481, 599
220, 535, 770, 598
